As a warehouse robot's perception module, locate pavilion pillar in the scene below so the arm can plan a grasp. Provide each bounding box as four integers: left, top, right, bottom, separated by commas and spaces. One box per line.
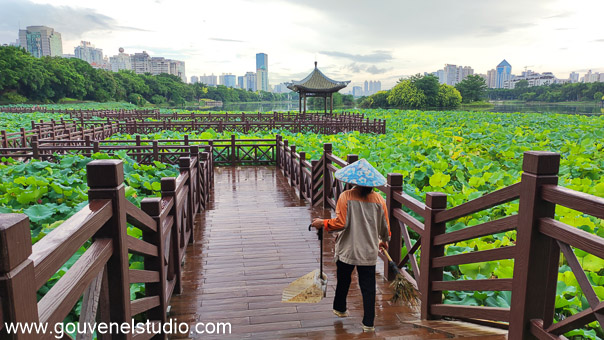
330, 94, 333, 114
299, 94, 302, 113
303, 94, 307, 113
324, 95, 327, 114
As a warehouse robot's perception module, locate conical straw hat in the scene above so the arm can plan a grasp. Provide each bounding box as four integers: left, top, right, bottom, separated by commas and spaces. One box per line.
335, 159, 386, 187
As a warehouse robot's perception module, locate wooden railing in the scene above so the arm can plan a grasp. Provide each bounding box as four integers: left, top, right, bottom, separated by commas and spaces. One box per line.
0, 107, 159, 116
276, 140, 604, 338
0, 135, 276, 168
118, 117, 385, 134
0, 148, 212, 339
0, 120, 118, 149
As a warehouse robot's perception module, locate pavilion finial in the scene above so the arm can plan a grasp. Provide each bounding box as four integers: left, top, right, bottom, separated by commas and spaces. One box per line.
314, 61, 317, 68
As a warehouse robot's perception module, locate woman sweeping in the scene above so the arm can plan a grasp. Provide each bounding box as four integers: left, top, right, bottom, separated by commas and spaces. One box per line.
311, 159, 390, 332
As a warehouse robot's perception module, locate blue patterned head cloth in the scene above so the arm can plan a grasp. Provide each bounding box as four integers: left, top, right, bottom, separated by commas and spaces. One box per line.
334, 159, 386, 187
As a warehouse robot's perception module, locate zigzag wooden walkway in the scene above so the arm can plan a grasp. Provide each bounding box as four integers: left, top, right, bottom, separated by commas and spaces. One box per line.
168, 167, 507, 339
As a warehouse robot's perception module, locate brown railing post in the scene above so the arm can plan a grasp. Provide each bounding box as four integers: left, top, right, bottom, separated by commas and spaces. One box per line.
345, 154, 358, 191
180, 156, 195, 243
311, 160, 320, 206
275, 135, 281, 169
231, 134, 236, 164
420, 192, 447, 320
86, 160, 131, 340
153, 141, 159, 162
20, 128, 26, 147
161, 177, 182, 295
322, 143, 333, 209
509, 151, 560, 339
290, 145, 296, 187
140, 198, 168, 339
31, 140, 39, 160
1, 130, 7, 149
283, 140, 289, 177
84, 135, 92, 157
200, 151, 211, 208
135, 135, 141, 163
385, 173, 403, 281
299, 151, 306, 196
0, 214, 39, 340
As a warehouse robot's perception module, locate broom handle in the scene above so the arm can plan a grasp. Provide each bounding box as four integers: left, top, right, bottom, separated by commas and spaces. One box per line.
320, 228, 323, 276
380, 246, 393, 262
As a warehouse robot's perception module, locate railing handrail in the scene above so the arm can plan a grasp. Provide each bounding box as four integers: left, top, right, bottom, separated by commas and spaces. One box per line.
0, 146, 213, 338
274, 137, 604, 338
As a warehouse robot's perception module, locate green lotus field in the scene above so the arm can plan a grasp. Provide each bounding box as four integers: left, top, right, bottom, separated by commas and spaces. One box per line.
1, 106, 602, 338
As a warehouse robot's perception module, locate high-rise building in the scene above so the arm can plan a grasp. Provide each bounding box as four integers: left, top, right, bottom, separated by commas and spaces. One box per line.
169, 60, 186, 83
505, 72, 557, 89
151, 57, 170, 75
273, 83, 291, 93
109, 48, 132, 72
18, 26, 63, 57
487, 69, 497, 88
190, 76, 199, 84
131, 51, 152, 74
443, 64, 458, 86
495, 60, 512, 88
569, 72, 579, 83
256, 53, 269, 92
74, 41, 104, 67
369, 80, 381, 95
363, 81, 369, 95
237, 76, 244, 89
219, 73, 236, 88
436, 70, 445, 84
244, 72, 257, 91
200, 74, 218, 86
352, 86, 363, 97
461, 66, 474, 81
582, 70, 601, 83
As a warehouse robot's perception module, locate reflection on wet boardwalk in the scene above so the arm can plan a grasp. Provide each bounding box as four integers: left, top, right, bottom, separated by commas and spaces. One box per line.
168, 166, 508, 339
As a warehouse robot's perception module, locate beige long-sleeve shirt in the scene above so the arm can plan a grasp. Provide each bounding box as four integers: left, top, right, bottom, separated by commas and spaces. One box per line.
324, 187, 390, 266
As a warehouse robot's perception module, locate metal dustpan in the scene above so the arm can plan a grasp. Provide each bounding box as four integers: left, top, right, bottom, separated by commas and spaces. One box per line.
282, 225, 327, 303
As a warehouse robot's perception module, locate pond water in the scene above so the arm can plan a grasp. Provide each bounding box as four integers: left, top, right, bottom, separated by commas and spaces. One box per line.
189, 101, 603, 115
487, 101, 603, 115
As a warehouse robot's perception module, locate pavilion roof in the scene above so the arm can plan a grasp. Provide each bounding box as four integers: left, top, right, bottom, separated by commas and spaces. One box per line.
286, 62, 350, 93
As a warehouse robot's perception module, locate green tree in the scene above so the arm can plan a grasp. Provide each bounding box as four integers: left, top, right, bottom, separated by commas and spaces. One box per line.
515, 79, 529, 89
437, 84, 461, 108
410, 74, 439, 106
455, 75, 487, 103
388, 80, 427, 108
593, 91, 603, 101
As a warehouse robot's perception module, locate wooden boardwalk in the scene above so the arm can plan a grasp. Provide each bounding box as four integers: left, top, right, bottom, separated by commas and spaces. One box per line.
168, 166, 508, 339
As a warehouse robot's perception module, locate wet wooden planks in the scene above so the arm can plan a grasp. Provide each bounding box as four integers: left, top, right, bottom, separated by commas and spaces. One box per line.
168, 166, 508, 339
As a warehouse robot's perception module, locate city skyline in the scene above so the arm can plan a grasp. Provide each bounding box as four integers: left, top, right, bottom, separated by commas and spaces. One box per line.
1, 0, 603, 89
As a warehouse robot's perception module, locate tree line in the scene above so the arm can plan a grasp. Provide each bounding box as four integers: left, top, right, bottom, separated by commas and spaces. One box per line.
487, 80, 604, 102
0, 46, 293, 105
358, 74, 488, 109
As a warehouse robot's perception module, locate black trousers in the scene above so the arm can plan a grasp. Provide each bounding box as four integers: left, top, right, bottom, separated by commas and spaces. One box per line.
333, 260, 376, 327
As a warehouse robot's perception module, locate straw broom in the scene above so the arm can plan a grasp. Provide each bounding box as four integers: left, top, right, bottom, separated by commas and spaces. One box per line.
381, 247, 420, 307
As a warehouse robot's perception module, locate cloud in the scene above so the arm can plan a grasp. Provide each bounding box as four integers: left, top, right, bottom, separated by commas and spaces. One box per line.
319, 50, 392, 63
209, 38, 246, 43
265, 0, 553, 46
0, 0, 150, 40
544, 12, 573, 19
366, 65, 391, 75
593, 39, 604, 43
345, 63, 391, 75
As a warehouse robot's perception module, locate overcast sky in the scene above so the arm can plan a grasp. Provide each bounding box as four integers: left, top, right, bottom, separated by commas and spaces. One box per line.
1, 0, 603, 89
